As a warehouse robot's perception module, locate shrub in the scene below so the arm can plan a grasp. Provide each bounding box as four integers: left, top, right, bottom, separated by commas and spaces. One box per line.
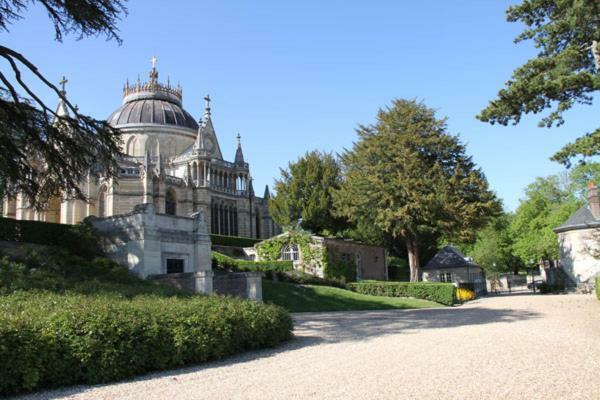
0, 251, 185, 298
210, 235, 262, 248
211, 252, 293, 273
596, 276, 600, 301
0, 291, 293, 395
0, 218, 101, 258
265, 270, 348, 289
347, 281, 456, 306
456, 288, 475, 302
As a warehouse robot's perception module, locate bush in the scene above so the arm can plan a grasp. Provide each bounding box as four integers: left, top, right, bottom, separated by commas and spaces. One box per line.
264, 270, 348, 289
0, 291, 293, 395
0, 218, 101, 258
596, 276, 600, 300
0, 250, 185, 298
210, 235, 262, 248
347, 281, 456, 306
456, 288, 475, 302
212, 252, 293, 273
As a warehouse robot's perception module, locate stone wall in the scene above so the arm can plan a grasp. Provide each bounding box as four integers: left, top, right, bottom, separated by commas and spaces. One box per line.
324, 238, 387, 281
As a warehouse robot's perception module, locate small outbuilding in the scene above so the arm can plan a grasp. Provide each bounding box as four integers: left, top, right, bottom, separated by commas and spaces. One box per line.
422, 245, 486, 295
246, 231, 387, 282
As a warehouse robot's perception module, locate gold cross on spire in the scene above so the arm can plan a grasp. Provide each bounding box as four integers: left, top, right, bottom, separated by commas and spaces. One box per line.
59, 76, 68, 93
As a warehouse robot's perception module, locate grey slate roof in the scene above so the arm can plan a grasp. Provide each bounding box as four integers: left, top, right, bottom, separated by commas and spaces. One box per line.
554, 204, 600, 233
107, 98, 198, 130
423, 245, 479, 270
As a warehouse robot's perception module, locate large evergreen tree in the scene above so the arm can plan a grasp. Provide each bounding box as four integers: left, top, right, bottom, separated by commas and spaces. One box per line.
0, 0, 126, 206
270, 150, 348, 234
334, 99, 500, 281
478, 0, 600, 166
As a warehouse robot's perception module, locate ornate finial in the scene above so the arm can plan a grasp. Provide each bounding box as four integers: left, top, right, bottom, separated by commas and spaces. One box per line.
204, 94, 211, 116
236, 133, 241, 146
149, 56, 158, 84
59, 76, 68, 94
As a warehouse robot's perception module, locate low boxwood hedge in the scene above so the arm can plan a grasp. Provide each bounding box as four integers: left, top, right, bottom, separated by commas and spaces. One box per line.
0, 291, 293, 395
347, 281, 456, 306
212, 252, 293, 273
210, 234, 262, 248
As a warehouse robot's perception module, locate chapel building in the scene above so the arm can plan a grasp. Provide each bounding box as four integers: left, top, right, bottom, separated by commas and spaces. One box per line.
2, 62, 279, 239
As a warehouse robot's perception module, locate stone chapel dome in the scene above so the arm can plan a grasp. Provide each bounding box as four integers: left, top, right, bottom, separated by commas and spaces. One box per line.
107, 62, 199, 131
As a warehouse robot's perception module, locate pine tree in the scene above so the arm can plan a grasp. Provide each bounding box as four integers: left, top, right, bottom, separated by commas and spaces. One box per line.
334, 99, 500, 281
478, 0, 600, 166
0, 0, 126, 206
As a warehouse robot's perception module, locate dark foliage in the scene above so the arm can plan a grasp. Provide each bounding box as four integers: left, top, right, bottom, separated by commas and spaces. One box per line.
0, 217, 101, 258
0, 0, 127, 206
478, 0, 600, 166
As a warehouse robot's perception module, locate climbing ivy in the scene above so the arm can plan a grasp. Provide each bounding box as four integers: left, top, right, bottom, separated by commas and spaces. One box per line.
256, 232, 326, 274
256, 232, 357, 282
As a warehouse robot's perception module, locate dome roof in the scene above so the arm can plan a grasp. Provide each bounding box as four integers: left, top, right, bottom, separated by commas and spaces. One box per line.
107, 99, 198, 130
107, 64, 199, 131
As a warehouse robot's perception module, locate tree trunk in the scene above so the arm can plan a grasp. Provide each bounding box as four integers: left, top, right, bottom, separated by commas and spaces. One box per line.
405, 235, 421, 282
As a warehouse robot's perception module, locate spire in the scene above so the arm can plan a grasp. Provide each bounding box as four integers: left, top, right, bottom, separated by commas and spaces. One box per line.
263, 184, 271, 200
193, 94, 223, 159
234, 133, 245, 165
54, 75, 70, 119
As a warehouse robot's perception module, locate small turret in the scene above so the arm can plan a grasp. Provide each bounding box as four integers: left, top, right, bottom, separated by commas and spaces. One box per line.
263, 184, 271, 200
54, 76, 70, 120
234, 133, 245, 165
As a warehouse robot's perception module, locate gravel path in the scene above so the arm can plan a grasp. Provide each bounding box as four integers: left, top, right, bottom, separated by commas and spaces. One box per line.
13, 293, 600, 400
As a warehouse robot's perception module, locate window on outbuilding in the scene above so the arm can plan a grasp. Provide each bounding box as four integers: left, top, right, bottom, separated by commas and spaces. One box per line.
282, 244, 300, 261
439, 272, 452, 283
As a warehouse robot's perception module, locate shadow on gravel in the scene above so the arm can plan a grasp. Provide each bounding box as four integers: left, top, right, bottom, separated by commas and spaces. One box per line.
292, 306, 542, 343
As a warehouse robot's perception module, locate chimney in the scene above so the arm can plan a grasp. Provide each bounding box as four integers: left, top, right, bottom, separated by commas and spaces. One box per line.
588, 181, 600, 218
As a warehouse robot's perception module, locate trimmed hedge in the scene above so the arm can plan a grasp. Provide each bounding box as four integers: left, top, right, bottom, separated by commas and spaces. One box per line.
212, 251, 293, 273
210, 234, 262, 248
0, 217, 101, 258
0, 291, 293, 395
596, 276, 599, 300
265, 270, 348, 289
347, 281, 456, 306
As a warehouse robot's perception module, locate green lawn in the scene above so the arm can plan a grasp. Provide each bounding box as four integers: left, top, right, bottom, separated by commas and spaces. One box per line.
262, 280, 443, 312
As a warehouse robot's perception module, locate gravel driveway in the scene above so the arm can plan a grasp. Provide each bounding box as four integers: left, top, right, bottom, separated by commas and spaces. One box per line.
13, 293, 600, 400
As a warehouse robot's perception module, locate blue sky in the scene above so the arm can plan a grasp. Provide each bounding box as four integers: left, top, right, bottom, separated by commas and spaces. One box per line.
4, 0, 596, 210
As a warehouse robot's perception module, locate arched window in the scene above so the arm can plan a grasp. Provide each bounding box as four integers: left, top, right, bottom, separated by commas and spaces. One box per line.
282, 245, 300, 261
98, 185, 108, 217
165, 189, 176, 215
